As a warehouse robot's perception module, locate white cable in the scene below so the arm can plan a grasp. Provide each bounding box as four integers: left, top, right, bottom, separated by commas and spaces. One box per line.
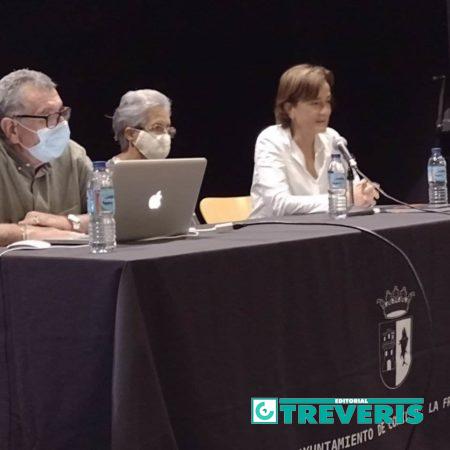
189, 222, 234, 234
136, 230, 200, 242
0, 244, 92, 257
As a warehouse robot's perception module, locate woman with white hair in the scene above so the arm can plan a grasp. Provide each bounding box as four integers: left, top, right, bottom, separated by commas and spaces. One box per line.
110, 89, 175, 162
110, 89, 200, 226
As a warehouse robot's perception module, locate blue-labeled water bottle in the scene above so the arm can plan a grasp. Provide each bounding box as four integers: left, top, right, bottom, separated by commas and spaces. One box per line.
428, 147, 448, 205
328, 153, 348, 219
87, 161, 116, 253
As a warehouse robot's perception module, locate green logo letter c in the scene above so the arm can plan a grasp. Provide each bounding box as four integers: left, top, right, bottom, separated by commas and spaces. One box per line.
256, 401, 275, 421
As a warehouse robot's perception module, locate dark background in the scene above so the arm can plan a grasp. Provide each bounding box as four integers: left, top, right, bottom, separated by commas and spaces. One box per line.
1, 0, 449, 203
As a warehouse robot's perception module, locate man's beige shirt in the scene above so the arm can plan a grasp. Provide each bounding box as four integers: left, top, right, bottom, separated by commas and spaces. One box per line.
0, 139, 92, 223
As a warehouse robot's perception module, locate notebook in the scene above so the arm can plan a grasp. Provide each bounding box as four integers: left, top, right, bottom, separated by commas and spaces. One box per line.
113, 158, 207, 241
47, 158, 207, 244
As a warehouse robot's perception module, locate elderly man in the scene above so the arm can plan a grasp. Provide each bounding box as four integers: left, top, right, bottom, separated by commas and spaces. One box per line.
0, 69, 91, 234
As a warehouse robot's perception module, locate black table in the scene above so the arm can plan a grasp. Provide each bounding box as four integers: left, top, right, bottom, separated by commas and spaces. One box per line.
1, 212, 450, 449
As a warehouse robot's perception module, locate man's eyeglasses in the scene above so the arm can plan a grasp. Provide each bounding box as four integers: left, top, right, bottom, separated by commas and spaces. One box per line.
12, 106, 71, 129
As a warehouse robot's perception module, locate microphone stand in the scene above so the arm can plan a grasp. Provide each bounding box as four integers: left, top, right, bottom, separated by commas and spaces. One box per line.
347, 166, 355, 209
335, 139, 356, 208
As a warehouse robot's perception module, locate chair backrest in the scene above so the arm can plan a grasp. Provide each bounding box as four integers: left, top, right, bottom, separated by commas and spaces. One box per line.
199, 196, 252, 224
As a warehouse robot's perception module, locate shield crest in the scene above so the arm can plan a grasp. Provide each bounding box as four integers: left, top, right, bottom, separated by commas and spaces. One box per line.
379, 316, 412, 389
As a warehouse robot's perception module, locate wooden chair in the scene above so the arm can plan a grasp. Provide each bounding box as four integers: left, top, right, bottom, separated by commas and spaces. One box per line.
199, 196, 252, 224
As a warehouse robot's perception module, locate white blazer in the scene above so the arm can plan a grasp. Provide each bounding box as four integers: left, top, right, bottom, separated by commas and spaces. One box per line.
250, 125, 351, 219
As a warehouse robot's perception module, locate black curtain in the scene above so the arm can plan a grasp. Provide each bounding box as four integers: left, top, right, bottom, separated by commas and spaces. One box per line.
1, 0, 448, 202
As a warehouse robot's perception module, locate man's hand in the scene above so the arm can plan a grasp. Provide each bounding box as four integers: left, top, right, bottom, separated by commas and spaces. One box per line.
19, 211, 72, 230
25, 225, 87, 240
354, 179, 380, 207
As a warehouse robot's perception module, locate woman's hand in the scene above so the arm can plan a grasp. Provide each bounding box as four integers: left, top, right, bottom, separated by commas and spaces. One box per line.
354, 179, 380, 207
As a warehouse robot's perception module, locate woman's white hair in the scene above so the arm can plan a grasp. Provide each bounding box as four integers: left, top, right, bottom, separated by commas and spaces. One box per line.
112, 89, 171, 150
0, 69, 56, 118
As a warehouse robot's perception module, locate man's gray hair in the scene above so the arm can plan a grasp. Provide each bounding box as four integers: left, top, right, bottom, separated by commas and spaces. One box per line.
112, 89, 171, 150
0, 69, 56, 118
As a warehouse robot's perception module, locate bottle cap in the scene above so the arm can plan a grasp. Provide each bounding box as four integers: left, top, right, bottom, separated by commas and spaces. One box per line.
431, 147, 442, 155
93, 161, 106, 170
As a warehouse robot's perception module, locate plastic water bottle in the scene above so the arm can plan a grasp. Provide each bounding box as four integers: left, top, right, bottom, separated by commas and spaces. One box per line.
428, 147, 448, 205
328, 153, 348, 219
87, 161, 116, 253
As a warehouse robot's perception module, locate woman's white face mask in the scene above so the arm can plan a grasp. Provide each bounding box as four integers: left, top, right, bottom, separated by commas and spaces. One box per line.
133, 130, 171, 159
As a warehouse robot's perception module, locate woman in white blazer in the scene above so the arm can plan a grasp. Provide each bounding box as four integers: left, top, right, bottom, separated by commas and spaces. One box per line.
250, 64, 378, 219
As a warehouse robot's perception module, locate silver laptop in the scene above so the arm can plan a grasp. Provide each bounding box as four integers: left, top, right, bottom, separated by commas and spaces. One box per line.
47, 158, 207, 244
113, 158, 207, 241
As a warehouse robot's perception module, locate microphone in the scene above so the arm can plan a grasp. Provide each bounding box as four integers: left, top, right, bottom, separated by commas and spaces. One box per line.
432, 74, 446, 135
334, 136, 358, 169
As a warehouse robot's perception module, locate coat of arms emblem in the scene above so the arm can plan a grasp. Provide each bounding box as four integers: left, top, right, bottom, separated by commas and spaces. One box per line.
377, 286, 414, 389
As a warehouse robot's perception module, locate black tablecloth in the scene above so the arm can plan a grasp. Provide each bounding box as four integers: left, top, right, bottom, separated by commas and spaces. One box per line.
1, 212, 450, 449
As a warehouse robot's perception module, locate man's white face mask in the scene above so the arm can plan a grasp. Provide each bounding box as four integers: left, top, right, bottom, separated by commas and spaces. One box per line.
133, 130, 171, 159
16, 120, 71, 163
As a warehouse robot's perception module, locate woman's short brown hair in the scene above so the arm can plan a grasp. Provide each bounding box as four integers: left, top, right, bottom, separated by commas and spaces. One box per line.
274, 64, 334, 128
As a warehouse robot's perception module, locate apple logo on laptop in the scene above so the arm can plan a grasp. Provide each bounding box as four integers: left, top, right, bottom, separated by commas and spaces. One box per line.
148, 190, 163, 210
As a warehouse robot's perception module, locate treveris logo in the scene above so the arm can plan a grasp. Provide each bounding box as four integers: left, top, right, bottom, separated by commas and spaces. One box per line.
251, 398, 278, 424
250, 398, 423, 425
